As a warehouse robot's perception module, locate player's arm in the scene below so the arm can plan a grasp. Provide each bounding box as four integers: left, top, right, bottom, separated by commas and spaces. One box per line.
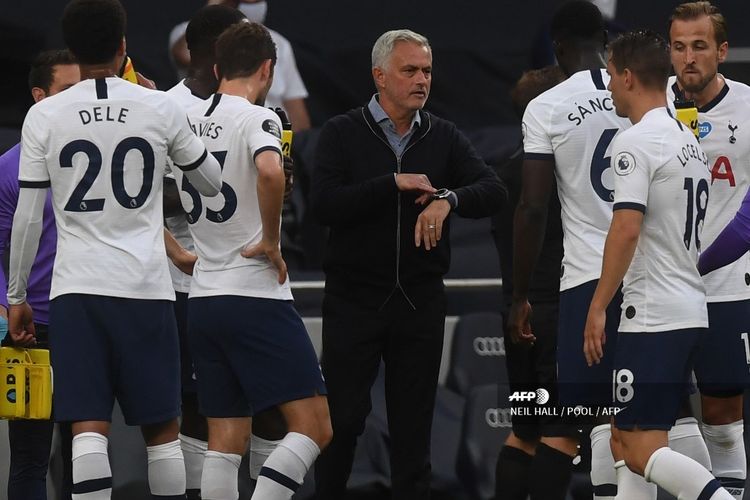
508, 156, 555, 344
583, 208, 642, 366
173, 149, 221, 197
698, 185, 750, 275
165, 98, 222, 196
164, 228, 196, 276
241, 150, 287, 284
0, 159, 19, 335
7, 186, 46, 346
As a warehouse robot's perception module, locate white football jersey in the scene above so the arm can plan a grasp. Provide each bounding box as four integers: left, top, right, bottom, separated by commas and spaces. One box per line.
523, 69, 631, 291
165, 80, 204, 293
175, 93, 291, 300
612, 107, 709, 332
668, 76, 750, 302
19, 77, 208, 300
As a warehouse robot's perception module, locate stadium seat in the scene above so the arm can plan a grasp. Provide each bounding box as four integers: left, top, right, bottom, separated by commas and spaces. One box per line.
445, 312, 507, 397
455, 383, 511, 500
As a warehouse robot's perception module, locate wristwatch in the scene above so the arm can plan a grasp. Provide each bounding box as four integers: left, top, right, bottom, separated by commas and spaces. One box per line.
432, 188, 458, 209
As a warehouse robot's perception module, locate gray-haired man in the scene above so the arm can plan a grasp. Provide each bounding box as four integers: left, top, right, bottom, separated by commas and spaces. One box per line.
311, 29, 507, 499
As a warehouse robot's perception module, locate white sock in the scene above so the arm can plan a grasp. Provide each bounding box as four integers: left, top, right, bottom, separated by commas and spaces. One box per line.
180, 433, 207, 491
645, 446, 734, 500
614, 459, 656, 500
703, 421, 746, 500
252, 432, 319, 500
669, 417, 712, 470
250, 435, 281, 480
72, 432, 112, 500
147, 439, 186, 497
590, 424, 617, 500
202, 451, 242, 500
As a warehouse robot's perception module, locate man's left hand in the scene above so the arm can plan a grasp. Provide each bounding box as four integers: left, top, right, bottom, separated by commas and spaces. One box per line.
583, 306, 606, 367
8, 302, 36, 347
415, 199, 451, 250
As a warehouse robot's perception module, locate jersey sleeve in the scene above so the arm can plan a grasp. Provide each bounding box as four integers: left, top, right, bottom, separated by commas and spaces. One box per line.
247, 109, 283, 162
611, 132, 653, 213
164, 95, 208, 171
18, 107, 50, 186
521, 98, 554, 159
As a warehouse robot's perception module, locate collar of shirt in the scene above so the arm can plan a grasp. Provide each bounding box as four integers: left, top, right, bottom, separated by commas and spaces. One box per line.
367, 94, 421, 135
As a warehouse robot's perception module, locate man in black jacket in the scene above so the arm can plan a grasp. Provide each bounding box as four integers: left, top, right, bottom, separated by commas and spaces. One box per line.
312, 29, 507, 500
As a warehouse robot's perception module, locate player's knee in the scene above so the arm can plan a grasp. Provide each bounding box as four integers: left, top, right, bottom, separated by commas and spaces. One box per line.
141, 418, 180, 446
285, 396, 333, 450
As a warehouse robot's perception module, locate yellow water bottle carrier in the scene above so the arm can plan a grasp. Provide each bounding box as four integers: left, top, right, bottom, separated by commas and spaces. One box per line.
0, 347, 53, 420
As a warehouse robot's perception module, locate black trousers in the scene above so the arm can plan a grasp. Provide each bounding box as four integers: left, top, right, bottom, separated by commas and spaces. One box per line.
314, 290, 446, 500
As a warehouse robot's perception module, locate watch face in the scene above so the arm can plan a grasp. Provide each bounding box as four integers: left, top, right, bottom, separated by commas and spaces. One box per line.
434, 188, 449, 198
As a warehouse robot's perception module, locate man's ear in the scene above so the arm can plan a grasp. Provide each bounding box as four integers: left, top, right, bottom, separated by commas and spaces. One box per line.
261, 59, 273, 81
372, 66, 385, 89
623, 68, 633, 90
717, 41, 728, 64
31, 87, 47, 103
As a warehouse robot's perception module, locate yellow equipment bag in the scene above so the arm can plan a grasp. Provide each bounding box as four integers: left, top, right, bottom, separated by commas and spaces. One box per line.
0, 347, 52, 420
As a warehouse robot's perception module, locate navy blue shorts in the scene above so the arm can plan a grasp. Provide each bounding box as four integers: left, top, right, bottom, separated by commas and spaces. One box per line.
174, 291, 197, 394
694, 300, 750, 397
557, 280, 621, 407
188, 295, 327, 417
49, 294, 181, 425
613, 328, 703, 430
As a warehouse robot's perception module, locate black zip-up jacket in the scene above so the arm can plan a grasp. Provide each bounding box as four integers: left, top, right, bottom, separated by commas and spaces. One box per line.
312, 106, 508, 309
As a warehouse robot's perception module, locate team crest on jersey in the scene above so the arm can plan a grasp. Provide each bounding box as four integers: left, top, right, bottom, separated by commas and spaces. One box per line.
698, 122, 712, 139
262, 119, 282, 139
615, 152, 636, 176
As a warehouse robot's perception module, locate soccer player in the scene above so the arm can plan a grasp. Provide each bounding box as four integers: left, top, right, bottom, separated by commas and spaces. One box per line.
173, 22, 330, 500
6, 0, 222, 499
164, 6, 246, 499
508, 2, 631, 497
0, 48, 78, 500
492, 65, 566, 500
583, 29, 733, 500
668, 3, 750, 498
165, 7, 292, 497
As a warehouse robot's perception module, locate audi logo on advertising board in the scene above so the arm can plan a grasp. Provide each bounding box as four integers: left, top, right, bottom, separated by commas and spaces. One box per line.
473, 337, 505, 356
485, 407, 513, 428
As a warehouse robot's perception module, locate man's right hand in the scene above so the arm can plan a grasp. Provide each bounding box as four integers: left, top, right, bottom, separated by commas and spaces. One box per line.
241, 239, 288, 285
395, 173, 437, 195
8, 302, 36, 346
507, 298, 536, 345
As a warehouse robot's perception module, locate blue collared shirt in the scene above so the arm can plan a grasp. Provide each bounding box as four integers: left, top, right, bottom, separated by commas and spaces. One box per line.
367, 94, 421, 158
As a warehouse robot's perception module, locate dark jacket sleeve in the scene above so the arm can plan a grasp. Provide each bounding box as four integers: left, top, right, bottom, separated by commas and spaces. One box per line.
311, 117, 397, 227
448, 124, 508, 218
